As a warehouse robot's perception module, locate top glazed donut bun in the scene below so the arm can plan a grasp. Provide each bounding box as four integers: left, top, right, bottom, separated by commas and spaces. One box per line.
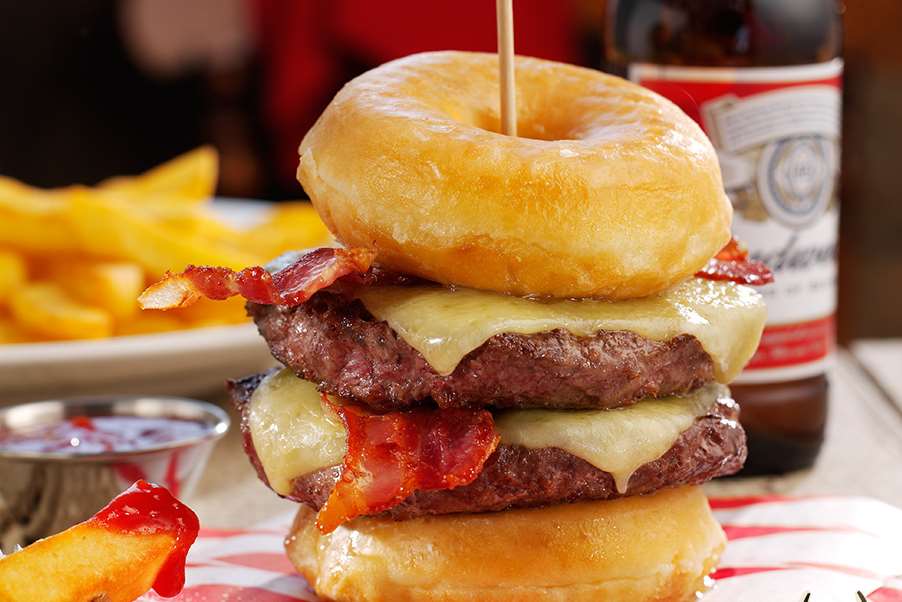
298, 51, 732, 299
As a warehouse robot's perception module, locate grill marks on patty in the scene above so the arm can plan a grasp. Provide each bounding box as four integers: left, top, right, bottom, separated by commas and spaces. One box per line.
229, 374, 746, 520
248, 293, 716, 412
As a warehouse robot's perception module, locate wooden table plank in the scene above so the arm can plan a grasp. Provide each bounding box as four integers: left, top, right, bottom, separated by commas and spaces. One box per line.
851, 338, 902, 410
188, 351, 902, 529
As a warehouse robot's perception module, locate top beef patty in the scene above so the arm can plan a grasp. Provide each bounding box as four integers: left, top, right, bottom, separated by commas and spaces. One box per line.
249, 291, 715, 411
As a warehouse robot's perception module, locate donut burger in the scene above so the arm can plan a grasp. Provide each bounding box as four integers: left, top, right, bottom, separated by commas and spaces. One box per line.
140, 52, 772, 602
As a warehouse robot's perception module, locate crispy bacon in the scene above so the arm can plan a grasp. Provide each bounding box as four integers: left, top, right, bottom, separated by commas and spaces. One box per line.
712, 238, 749, 262
315, 398, 500, 533
696, 238, 774, 286
138, 247, 375, 310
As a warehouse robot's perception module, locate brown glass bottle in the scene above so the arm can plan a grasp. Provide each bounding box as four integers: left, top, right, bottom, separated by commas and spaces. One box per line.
604, 0, 843, 474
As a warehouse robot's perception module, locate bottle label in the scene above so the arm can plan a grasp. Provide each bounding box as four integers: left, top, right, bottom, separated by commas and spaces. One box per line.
629, 60, 843, 383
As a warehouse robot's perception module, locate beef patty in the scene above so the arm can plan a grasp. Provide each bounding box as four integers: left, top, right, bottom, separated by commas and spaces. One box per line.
230, 374, 746, 520
249, 292, 715, 411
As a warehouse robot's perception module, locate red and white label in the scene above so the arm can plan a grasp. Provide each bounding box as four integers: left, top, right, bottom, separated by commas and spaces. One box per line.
630, 60, 843, 383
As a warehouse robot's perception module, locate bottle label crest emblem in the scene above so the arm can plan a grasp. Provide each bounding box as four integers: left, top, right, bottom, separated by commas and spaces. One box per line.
630, 60, 843, 383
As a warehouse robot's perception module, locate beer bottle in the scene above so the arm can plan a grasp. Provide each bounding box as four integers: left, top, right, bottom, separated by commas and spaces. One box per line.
604, 0, 843, 474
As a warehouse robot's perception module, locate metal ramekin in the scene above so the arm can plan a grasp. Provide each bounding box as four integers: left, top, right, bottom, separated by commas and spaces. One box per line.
0, 396, 229, 550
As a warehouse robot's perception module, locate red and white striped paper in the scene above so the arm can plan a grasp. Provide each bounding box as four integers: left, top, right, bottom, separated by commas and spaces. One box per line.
139, 496, 902, 602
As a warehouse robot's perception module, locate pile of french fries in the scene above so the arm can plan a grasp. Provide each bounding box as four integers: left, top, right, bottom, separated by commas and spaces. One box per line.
0, 147, 331, 344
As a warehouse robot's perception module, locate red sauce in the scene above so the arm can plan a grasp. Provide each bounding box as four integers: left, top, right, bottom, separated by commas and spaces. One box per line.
92, 480, 199, 598
0, 415, 208, 455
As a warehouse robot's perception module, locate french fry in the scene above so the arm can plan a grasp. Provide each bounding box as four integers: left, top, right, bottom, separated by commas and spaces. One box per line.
240, 201, 332, 261
0, 177, 68, 214
0, 192, 79, 255
0, 522, 174, 602
99, 146, 218, 203
171, 295, 249, 327
0, 174, 38, 197
0, 315, 31, 344
9, 282, 113, 340
114, 312, 185, 336
0, 251, 26, 305
139, 203, 243, 244
44, 260, 144, 320
0, 175, 71, 208
68, 191, 257, 277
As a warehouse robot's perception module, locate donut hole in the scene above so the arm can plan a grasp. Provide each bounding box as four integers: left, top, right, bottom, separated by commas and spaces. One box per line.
468, 105, 584, 142
408, 62, 597, 142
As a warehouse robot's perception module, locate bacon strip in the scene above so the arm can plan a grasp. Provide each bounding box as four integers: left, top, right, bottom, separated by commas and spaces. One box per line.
138, 247, 375, 310
315, 399, 500, 533
712, 238, 748, 262
695, 238, 774, 286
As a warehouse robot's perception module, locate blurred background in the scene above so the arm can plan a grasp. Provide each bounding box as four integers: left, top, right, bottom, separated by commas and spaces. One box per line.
0, 0, 899, 342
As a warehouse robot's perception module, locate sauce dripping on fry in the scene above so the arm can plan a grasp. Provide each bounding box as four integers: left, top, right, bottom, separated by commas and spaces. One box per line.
92, 480, 199, 597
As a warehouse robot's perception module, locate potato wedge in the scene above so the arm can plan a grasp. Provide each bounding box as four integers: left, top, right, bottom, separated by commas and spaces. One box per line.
0, 251, 26, 305
0, 480, 198, 602
44, 260, 144, 320
0, 522, 174, 602
9, 282, 113, 340
99, 146, 218, 203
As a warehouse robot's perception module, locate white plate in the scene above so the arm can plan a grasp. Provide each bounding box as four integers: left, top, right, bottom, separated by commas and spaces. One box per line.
0, 199, 279, 403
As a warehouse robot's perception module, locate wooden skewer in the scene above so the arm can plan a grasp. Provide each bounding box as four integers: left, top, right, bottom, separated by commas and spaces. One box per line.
496, 0, 517, 136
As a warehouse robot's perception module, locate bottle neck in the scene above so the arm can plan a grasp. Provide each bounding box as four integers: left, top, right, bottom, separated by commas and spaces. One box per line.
605, 0, 842, 70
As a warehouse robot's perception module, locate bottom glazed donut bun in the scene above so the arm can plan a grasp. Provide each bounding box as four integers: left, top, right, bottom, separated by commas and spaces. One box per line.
285, 486, 725, 602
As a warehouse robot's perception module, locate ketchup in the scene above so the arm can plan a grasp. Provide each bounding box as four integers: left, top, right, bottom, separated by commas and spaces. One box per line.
92, 480, 199, 597
0, 415, 208, 454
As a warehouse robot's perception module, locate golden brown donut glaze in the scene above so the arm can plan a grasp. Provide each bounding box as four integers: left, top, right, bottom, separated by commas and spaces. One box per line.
298, 51, 731, 299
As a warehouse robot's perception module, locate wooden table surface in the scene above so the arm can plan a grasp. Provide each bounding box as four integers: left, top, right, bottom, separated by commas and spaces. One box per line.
851, 339, 902, 412
189, 345, 902, 529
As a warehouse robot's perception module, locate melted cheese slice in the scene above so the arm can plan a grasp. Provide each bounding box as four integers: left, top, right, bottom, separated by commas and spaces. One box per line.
248, 370, 347, 495
356, 278, 765, 382
248, 370, 727, 496
495, 383, 729, 493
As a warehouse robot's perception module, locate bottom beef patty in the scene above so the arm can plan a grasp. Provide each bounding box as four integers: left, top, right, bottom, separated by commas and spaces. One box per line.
249, 292, 716, 412
230, 374, 746, 520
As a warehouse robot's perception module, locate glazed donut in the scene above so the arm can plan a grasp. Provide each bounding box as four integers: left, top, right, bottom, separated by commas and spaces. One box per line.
285, 486, 725, 602
298, 51, 731, 299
